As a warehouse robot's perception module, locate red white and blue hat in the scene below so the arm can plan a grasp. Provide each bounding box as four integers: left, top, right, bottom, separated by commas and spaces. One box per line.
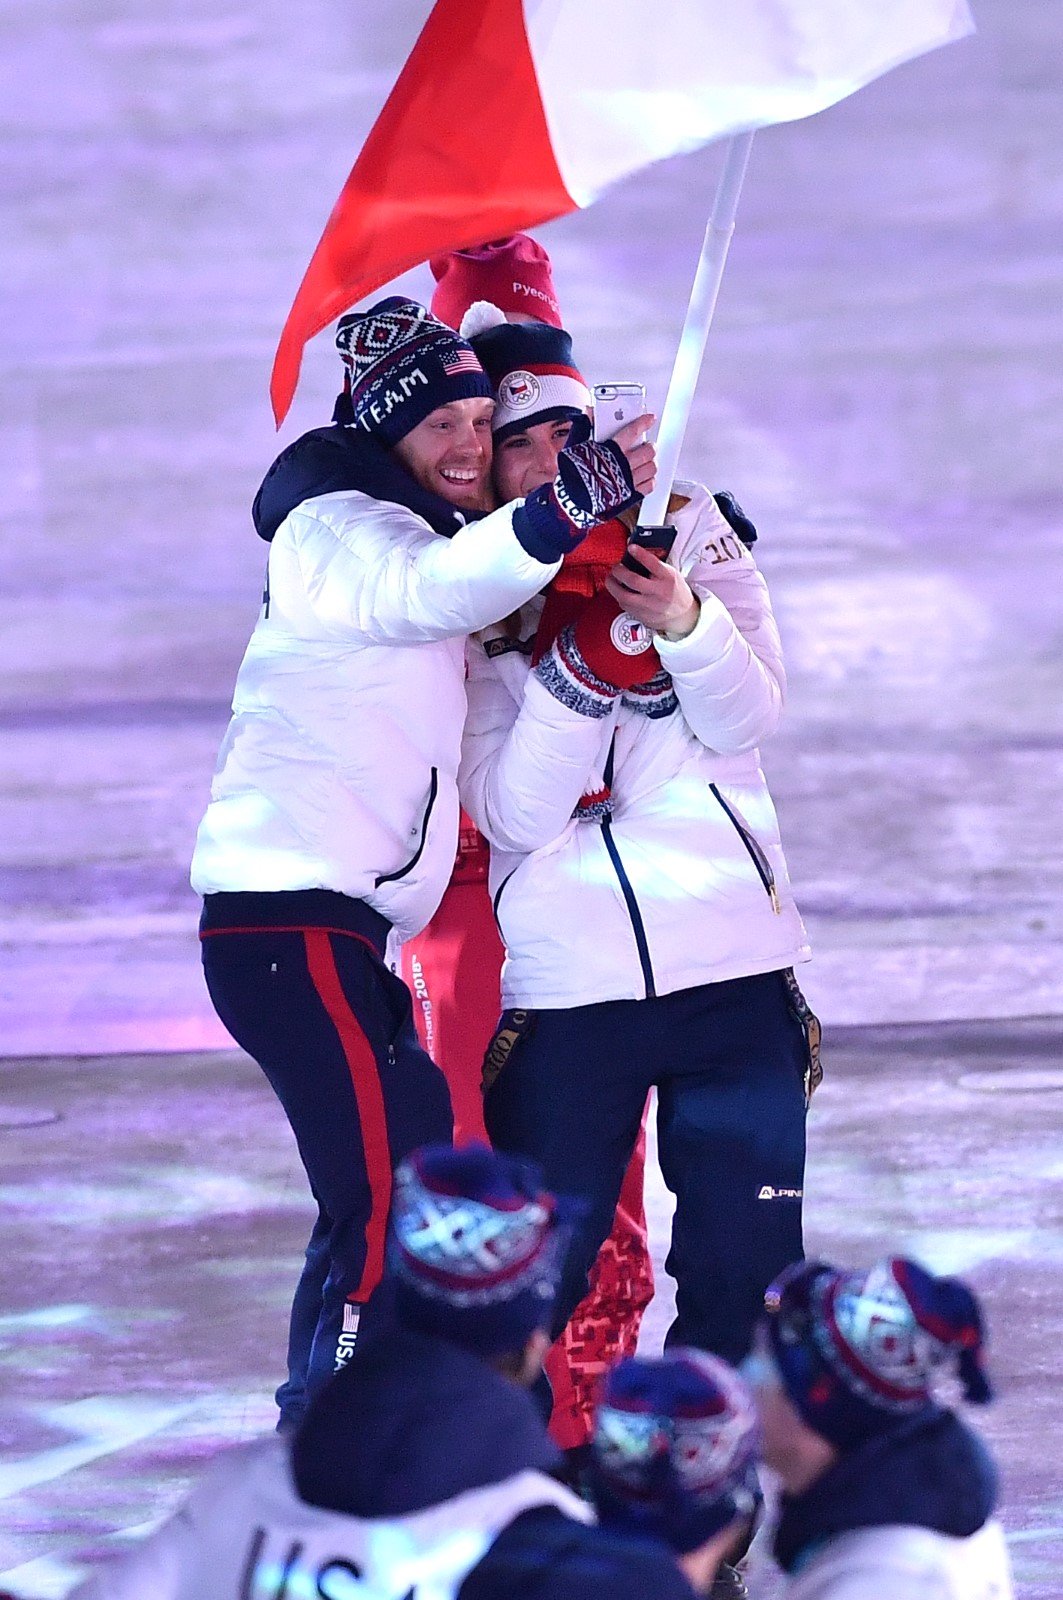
335, 296, 491, 447
763, 1256, 993, 1449
388, 1143, 568, 1356
591, 1349, 761, 1553
463, 305, 592, 442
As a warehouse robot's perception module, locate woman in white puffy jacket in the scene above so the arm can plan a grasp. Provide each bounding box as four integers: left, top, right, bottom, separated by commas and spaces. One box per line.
460, 314, 817, 1373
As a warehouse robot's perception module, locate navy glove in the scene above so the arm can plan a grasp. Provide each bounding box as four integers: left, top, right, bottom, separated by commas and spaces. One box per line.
713, 490, 757, 547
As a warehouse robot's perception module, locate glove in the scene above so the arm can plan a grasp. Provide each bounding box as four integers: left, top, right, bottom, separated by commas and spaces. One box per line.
713, 490, 757, 547
536, 590, 661, 720
513, 416, 642, 563
569, 589, 661, 690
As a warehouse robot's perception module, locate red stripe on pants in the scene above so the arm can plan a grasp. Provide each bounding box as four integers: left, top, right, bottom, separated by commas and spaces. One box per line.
303, 929, 392, 1302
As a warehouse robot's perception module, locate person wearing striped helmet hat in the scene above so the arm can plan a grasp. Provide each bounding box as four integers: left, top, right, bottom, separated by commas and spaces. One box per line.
448, 233, 817, 1442
590, 1349, 762, 1598
744, 1256, 1014, 1599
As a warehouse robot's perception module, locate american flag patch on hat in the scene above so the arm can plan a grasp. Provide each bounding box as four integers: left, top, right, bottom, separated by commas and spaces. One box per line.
441, 347, 484, 377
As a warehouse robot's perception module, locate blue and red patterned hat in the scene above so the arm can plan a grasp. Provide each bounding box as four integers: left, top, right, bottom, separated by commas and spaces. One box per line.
388, 1143, 567, 1357
590, 1349, 761, 1554
763, 1256, 993, 1449
463, 306, 591, 442
335, 296, 492, 447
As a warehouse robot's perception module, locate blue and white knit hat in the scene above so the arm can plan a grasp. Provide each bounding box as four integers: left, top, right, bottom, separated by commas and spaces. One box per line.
335, 296, 492, 447
591, 1349, 761, 1554
764, 1256, 993, 1449
388, 1143, 567, 1357
463, 305, 591, 442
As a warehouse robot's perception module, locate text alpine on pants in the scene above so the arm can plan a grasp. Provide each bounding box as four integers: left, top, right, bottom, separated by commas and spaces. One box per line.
484, 968, 809, 1364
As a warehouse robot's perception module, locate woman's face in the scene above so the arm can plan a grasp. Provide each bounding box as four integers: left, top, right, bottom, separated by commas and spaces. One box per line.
392, 397, 495, 511
492, 417, 575, 503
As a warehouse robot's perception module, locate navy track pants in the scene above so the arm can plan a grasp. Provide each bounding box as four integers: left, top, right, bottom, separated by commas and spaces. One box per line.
201, 917, 453, 1426
484, 970, 808, 1365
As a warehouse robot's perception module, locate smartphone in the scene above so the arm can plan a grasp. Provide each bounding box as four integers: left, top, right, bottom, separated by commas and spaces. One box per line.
621, 523, 676, 576
593, 382, 647, 443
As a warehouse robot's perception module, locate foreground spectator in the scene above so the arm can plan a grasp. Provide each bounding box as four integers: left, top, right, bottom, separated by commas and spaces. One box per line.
745, 1256, 1014, 1599
69, 1145, 691, 1600
589, 1349, 761, 1598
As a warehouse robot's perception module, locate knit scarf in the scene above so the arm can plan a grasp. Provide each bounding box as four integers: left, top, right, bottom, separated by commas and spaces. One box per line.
530, 517, 632, 665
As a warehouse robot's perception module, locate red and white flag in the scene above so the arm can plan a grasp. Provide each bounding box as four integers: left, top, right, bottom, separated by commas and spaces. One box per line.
271, 0, 973, 422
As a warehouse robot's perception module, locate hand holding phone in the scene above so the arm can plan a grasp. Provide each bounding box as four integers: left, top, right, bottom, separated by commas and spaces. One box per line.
607, 532, 699, 638
621, 523, 675, 576
593, 382, 648, 443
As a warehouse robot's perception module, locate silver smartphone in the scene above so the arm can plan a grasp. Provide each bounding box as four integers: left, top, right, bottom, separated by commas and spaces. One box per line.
593, 381, 647, 442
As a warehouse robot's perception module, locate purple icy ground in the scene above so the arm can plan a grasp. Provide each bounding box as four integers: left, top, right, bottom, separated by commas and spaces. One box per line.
1, 1028, 1060, 1597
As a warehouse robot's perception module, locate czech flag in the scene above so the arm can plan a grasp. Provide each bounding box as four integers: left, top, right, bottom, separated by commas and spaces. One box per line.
270, 0, 973, 423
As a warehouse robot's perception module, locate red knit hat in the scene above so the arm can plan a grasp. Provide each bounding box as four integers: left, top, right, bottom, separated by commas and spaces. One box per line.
430, 235, 563, 330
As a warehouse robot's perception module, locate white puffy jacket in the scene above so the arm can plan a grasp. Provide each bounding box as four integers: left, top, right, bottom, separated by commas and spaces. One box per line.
783, 1520, 1014, 1600
191, 490, 560, 940
459, 483, 810, 1008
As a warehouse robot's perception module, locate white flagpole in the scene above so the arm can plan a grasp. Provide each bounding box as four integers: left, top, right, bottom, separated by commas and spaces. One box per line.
639, 130, 756, 528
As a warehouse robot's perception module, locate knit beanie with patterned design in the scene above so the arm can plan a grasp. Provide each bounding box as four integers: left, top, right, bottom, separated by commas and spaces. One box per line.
762, 1256, 993, 1450
334, 296, 491, 447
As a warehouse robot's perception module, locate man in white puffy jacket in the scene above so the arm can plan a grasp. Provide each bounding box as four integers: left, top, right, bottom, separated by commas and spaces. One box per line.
189, 297, 654, 1426
745, 1255, 1014, 1600
459, 314, 817, 1377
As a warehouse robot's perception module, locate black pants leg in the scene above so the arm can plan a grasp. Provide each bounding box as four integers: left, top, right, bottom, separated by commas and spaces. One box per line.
483, 1004, 653, 1343
484, 972, 808, 1369
654, 971, 808, 1363
275, 1189, 330, 1423
202, 926, 453, 1424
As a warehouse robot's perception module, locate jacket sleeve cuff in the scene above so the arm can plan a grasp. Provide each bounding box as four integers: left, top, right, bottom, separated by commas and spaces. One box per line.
534, 623, 621, 719
512, 493, 583, 564
654, 591, 735, 670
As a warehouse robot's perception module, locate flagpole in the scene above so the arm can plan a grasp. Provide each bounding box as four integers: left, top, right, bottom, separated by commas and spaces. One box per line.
639, 130, 756, 528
